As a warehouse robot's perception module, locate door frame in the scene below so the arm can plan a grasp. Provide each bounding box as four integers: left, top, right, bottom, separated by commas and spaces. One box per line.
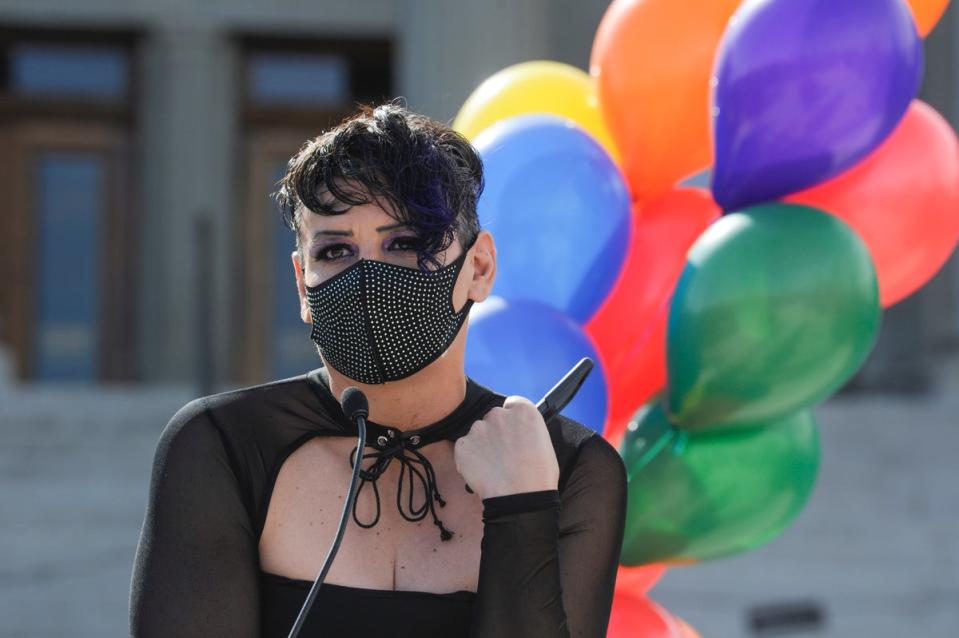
0, 118, 138, 382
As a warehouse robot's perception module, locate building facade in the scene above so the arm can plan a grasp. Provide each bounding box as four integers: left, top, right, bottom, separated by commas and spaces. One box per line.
0, 0, 955, 391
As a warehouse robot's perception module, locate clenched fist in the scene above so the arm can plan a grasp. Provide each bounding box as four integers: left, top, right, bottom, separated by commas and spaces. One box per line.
453, 395, 560, 500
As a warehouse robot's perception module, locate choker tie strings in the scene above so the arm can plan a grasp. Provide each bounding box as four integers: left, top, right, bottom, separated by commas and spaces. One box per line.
348, 436, 454, 542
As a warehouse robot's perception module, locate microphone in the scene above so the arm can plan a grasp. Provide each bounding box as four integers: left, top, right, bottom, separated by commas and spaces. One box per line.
287, 386, 369, 638
341, 386, 370, 422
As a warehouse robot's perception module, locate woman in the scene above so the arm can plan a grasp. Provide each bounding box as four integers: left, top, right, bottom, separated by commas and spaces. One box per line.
129, 103, 627, 637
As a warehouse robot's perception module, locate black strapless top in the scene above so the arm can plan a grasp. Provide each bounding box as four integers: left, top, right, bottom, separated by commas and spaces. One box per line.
259, 570, 475, 638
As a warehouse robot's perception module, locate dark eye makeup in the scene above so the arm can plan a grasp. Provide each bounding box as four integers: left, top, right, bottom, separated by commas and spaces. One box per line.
313, 243, 354, 261
311, 234, 422, 262
387, 234, 422, 252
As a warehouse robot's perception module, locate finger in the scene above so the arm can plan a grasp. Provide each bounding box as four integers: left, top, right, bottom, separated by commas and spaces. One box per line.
482, 405, 506, 420
503, 395, 538, 417
469, 418, 488, 435
503, 395, 532, 409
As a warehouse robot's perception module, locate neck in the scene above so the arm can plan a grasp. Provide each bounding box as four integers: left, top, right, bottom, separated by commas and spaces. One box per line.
324, 331, 469, 431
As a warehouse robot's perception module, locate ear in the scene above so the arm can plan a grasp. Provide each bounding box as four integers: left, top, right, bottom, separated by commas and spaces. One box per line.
466, 230, 496, 303
292, 250, 312, 324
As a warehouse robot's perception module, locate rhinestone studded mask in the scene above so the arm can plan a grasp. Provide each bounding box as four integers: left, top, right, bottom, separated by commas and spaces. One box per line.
303, 242, 475, 385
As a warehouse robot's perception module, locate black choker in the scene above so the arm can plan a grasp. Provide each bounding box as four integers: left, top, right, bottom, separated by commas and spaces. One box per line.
306, 367, 503, 542
348, 431, 457, 540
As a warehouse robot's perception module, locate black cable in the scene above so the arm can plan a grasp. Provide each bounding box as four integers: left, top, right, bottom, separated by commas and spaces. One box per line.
287, 387, 369, 638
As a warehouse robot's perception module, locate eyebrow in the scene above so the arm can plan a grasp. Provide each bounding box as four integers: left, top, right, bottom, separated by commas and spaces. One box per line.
310, 222, 409, 239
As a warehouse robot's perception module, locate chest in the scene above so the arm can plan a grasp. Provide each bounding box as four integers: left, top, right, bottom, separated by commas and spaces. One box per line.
258, 436, 485, 593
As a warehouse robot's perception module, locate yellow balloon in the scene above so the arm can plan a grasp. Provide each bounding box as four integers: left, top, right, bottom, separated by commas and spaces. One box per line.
454, 60, 620, 163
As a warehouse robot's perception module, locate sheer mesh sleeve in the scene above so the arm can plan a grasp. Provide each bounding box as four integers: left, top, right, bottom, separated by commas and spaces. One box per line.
470, 433, 628, 638
129, 398, 260, 637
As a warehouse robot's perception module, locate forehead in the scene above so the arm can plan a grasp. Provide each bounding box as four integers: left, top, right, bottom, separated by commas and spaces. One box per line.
298, 180, 407, 241
300, 200, 401, 233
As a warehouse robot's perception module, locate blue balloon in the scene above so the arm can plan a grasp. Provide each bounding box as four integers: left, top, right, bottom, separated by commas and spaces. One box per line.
711, 0, 923, 211
466, 296, 608, 433
474, 114, 631, 323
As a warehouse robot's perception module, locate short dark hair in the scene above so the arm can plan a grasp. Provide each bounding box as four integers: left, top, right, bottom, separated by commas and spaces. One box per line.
273, 100, 484, 271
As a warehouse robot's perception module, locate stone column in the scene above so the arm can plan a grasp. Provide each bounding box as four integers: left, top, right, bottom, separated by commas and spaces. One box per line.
398, 0, 552, 122
137, 27, 237, 386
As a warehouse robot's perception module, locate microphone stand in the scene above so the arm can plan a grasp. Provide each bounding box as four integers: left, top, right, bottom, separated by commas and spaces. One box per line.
287, 389, 368, 638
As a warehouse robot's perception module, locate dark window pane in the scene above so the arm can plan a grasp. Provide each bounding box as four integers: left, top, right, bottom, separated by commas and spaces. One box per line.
248, 53, 350, 106
11, 43, 128, 99
32, 153, 105, 382
269, 160, 319, 378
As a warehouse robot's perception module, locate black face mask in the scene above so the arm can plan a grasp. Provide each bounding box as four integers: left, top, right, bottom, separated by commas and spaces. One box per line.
303, 243, 474, 384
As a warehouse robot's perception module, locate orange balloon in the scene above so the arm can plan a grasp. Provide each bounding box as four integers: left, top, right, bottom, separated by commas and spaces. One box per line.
587, 189, 720, 446
616, 563, 668, 596
905, 0, 950, 36
607, 593, 682, 638
789, 100, 959, 307
590, 0, 743, 203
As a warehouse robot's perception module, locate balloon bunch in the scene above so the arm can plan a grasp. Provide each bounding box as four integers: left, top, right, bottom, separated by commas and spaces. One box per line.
621, 0, 959, 570
461, 102, 630, 432
455, 57, 694, 635
457, 0, 956, 634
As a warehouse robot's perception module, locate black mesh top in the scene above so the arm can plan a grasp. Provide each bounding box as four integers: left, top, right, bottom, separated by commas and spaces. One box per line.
129, 367, 627, 638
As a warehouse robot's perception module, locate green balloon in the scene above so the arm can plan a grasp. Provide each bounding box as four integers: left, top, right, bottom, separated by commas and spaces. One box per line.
619, 399, 819, 565
667, 203, 880, 430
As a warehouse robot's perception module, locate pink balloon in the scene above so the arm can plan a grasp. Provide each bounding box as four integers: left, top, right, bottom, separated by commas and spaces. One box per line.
674, 616, 703, 638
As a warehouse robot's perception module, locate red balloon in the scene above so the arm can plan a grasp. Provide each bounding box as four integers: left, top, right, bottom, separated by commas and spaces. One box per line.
587, 189, 720, 446
602, 316, 667, 449
616, 563, 668, 596
789, 100, 959, 307
607, 592, 681, 638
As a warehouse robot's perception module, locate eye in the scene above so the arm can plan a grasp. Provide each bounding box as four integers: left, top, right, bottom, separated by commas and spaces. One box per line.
388, 235, 422, 252
314, 243, 354, 261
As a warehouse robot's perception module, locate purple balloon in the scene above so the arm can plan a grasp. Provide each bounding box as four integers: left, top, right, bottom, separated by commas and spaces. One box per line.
711, 0, 923, 212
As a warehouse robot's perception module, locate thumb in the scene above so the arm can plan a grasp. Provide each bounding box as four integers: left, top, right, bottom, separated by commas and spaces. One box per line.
503, 395, 536, 411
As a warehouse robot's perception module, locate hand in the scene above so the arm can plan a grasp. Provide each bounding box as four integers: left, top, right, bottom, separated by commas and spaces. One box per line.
453, 396, 560, 500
